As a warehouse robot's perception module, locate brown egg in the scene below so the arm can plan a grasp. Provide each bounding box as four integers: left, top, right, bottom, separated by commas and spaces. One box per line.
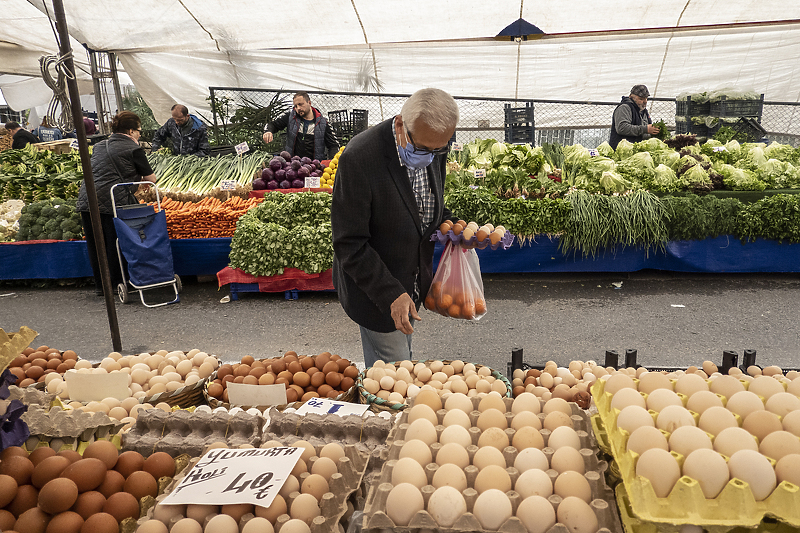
96, 469, 125, 498
336, 359, 351, 372
317, 385, 333, 398
241, 355, 255, 366
103, 491, 140, 522
315, 353, 330, 371
310, 372, 326, 388
80, 512, 118, 533
0, 474, 17, 507
258, 373, 275, 386
70, 491, 106, 520
293, 372, 311, 388
62, 350, 77, 360
46, 359, 61, 370
46, 511, 84, 533
255, 494, 287, 522
57, 450, 83, 464
208, 382, 224, 398
451, 222, 464, 235
9, 484, 39, 517
61, 458, 106, 493
221, 503, 253, 521
28, 447, 56, 467
243, 375, 258, 385
124, 470, 158, 500
114, 451, 144, 479
301, 392, 320, 401
341, 377, 355, 391
9, 366, 25, 383
322, 361, 339, 375
0, 509, 16, 531
278, 370, 293, 382
83, 441, 119, 470
217, 364, 233, 379
288, 361, 303, 374
249, 367, 266, 379
0, 455, 34, 485
300, 357, 315, 371
142, 452, 175, 480
286, 388, 299, 403
325, 373, 342, 388
290, 384, 304, 398
39, 477, 79, 514
343, 366, 359, 379
15, 506, 51, 533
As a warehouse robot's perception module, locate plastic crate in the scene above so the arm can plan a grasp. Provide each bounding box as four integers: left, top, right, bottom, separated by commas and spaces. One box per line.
676, 97, 710, 116
730, 116, 768, 143
675, 120, 710, 137
328, 109, 351, 141
351, 109, 368, 135
504, 103, 535, 144
504, 103, 534, 125
710, 95, 764, 118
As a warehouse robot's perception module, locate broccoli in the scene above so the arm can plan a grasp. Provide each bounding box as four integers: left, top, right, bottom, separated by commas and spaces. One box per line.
62, 231, 76, 240
24, 203, 43, 216
40, 206, 56, 218
44, 219, 59, 233
35, 216, 48, 228
15, 228, 29, 241
60, 218, 82, 233
56, 204, 72, 217
47, 229, 63, 240
31, 224, 43, 238
17, 213, 34, 226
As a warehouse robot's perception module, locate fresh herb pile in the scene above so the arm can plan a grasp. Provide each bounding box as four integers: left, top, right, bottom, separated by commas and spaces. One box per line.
228, 191, 332, 277
14, 197, 83, 241
0, 144, 84, 203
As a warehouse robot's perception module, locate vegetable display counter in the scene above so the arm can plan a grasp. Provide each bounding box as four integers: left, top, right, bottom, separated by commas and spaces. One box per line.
4, 235, 800, 282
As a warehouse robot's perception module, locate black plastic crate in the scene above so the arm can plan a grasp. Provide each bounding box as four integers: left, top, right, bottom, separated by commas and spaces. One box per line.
729, 117, 768, 143
505, 124, 535, 144
328, 109, 351, 141
351, 109, 368, 135
710, 95, 764, 118
675, 120, 710, 137
504, 103, 534, 125
504, 103, 534, 144
676, 97, 710, 116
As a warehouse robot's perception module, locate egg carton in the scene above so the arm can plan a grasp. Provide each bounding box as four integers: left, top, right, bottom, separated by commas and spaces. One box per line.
136, 443, 367, 533
5, 384, 53, 406
384, 394, 596, 454
21, 403, 125, 440
591, 381, 800, 528
431, 229, 515, 250
122, 408, 262, 457
362, 461, 620, 533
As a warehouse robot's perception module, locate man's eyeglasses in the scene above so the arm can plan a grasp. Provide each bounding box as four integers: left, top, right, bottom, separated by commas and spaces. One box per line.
405, 126, 450, 156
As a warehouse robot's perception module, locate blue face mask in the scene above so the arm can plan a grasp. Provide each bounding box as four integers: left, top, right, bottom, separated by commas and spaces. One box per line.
398, 144, 435, 170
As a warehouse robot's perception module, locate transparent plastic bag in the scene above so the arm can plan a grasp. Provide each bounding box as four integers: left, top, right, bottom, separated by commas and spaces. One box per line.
424, 242, 486, 321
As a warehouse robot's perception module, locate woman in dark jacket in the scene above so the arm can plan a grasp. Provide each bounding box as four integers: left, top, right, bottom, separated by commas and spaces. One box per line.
76, 111, 157, 295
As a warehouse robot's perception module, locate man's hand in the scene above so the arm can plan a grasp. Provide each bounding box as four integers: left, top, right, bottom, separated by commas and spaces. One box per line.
390, 293, 421, 335
262, 131, 274, 144
647, 124, 659, 135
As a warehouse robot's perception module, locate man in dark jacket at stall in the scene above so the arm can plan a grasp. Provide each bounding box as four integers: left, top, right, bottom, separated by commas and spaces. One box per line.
262, 92, 339, 161
609, 84, 659, 149
5, 121, 40, 149
150, 104, 210, 156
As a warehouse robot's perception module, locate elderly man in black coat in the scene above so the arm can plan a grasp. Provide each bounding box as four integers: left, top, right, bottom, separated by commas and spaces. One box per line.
331, 88, 460, 366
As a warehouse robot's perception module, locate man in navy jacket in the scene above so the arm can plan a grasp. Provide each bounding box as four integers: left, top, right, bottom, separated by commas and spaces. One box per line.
262, 92, 339, 160
151, 104, 210, 156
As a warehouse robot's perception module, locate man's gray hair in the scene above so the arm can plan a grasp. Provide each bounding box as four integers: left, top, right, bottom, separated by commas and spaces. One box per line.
401, 88, 459, 134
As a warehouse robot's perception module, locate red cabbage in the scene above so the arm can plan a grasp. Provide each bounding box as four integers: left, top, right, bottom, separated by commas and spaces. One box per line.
267, 180, 279, 190
290, 160, 301, 171
252, 178, 267, 190
280, 151, 291, 160
261, 168, 274, 181
279, 180, 291, 189
301, 157, 312, 165
269, 158, 282, 172
285, 169, 297, 181
275, 169, 286, 180
292, 179, 305, 188
297, 167, 310, 178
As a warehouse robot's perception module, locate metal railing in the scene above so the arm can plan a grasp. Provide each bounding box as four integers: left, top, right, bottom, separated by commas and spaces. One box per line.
208, 87, 800, 150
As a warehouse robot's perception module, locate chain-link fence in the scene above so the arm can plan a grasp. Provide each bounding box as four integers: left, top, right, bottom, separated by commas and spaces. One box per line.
209, 87, 800, 151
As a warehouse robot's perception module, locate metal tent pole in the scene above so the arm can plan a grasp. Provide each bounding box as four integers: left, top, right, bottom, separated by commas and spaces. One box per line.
52, 0, 122, 351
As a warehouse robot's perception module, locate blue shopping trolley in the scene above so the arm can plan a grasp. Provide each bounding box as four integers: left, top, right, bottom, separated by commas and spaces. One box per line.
110, 182, 181, 306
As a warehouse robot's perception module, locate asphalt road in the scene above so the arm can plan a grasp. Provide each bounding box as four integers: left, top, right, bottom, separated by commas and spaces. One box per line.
2, 271, 800, 373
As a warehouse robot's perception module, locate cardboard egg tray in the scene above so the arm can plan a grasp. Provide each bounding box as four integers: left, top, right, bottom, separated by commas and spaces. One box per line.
135, 443, 367, 533
591, 378, 800, 529
122, 407, 262, 457
5, 383, 54, 406
363, 395, 621, 533
431, 229, 515, 250
20, 403, 126, 452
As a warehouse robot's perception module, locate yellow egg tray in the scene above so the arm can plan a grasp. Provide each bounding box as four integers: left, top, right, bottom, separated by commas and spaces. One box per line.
0, 326, 38, 372
591, 378, 800, 528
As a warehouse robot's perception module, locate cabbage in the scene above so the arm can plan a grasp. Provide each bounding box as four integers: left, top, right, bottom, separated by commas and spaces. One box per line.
654, 150, 681, 168
252, 178, 267, 190
280, 151, 291, 160
562, 144, 592, 185
285, 169, 297, 181
683, 164, 712, 186
275, 169, 286, 181
596, 142, 614, 158
616, 152, 656, 185
759, 159, 800, 189
291, 160, 301, 170
261, 168, 274, 181
764, 142, 798, 164
735, 146, 768, 172
586, 157, 616, 178
614, 140, 635, 160
269, 158, 282, 172
717, 164, 765, 191
646, 164, 686, 193
292, 179, 305, 188
633, 138, 668, 154
279, 180, 291, 189
599, 171, 632, 193
267, 180, 279, 190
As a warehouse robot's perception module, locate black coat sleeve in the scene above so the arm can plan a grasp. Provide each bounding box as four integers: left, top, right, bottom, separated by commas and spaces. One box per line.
266, 112, 290, 134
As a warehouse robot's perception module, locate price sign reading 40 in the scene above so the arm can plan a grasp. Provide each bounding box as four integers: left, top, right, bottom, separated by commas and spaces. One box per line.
159, 446, 303, 507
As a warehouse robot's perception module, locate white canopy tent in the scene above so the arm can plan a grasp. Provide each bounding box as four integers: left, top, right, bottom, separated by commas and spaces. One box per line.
6, 1, 800, 125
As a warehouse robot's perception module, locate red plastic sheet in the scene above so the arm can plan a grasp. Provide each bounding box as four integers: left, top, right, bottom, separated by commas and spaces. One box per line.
248, 188, 332, 199
217, 266, 334, 292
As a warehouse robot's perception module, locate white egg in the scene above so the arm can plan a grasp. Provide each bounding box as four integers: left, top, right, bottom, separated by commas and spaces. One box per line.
682, 448, 729, 499
427, 485, 467, 527
473, 489, 512, 530
728, 449, 777, 501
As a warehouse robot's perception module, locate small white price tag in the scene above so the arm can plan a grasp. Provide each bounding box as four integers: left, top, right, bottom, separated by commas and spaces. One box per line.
64, 372, 129, 402
451, 142, 463, 151
160, 447, 302, 507
588, 149, 599, 157
220, 180, 237, 191
473, 168, 486, 179
295, 398, 369, 418
713, 146, 727, 152
304, 177, 320, 189
235, 142, 249, 155
69, 139, 80, 149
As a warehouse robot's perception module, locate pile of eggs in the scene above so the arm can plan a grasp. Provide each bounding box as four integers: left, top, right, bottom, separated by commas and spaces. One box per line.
361, 359, 509, 406
602, 367, 800, 501
7, 346, 80, 388
140, 441, 348, 533
43, 350, 219, 402
511, 360, 604, 408
379, 390, 603, 533
58, 397, 176, 431
0, 441, 176, 533
438, 219, 507, 246
206, 352, 359, 404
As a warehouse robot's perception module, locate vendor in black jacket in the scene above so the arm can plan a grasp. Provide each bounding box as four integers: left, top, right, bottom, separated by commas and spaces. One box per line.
262, 92, 339, 161
609, 85, 659, 149
5, 122, 40, 149
151, 104, 210, 156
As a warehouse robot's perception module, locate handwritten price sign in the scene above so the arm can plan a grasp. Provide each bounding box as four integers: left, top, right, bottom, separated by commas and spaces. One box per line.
160, 446, 302, 506
296, 397, 369, 418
